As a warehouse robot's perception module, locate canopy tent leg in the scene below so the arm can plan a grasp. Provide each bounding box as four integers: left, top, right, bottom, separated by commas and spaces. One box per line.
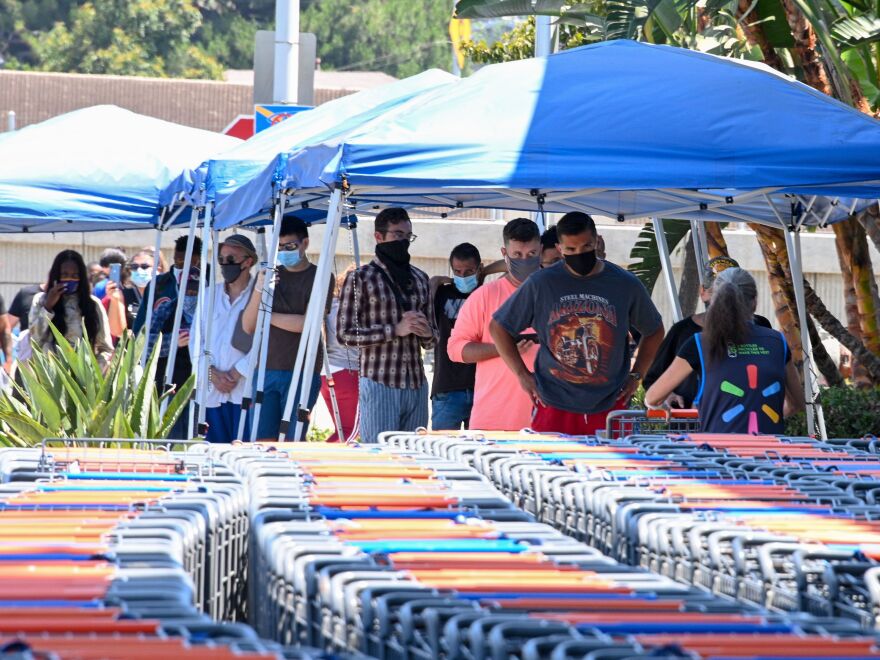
321, 323, 344, 441
160, 209, 199, 420
653, 217, 683, 323
141, 223, 166, 369
690, 219, 709, 289
247, 194, 286, 442
349, 217, 361, 268
196, 218, 219, 436
187, 207, 213, 438
783, 228, 827, 439
279, 187, 344, 442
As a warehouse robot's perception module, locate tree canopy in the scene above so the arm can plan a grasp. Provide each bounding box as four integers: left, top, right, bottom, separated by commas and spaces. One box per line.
0, 0, 454, 79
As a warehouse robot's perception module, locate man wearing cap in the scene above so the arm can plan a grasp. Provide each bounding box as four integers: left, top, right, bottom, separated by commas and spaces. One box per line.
643, 255, 773, 409
199, 234, 257, 443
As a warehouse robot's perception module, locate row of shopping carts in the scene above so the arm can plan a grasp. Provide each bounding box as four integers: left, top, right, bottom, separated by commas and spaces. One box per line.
209, 441, 880, 659
0, 440, 348, 659
382, 429, 880, 632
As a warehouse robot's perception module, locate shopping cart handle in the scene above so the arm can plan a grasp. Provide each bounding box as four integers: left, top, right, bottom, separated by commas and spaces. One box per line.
646, 408, 699, 420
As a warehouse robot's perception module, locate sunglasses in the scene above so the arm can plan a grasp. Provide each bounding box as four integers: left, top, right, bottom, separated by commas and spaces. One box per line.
278, 241, 301, 252
130, 263, 152, 271
219, 257, 247, 266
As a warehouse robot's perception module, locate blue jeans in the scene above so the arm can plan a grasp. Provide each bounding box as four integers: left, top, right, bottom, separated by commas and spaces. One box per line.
431, 390, 474, 431
358, 378, 428, 444
205, 401, 242, 444
251, 369, 322, 441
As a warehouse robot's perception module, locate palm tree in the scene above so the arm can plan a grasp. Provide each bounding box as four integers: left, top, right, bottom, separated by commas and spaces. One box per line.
455, 0, 880, 386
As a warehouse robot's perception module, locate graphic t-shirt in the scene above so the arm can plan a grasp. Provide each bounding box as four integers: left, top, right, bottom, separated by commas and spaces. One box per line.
432, 283, 476, 395
493, 261, 662, 414
678, 324, 790, 434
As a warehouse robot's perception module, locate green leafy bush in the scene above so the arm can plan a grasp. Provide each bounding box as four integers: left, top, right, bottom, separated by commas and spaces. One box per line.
785, 386, 880, 438
0, 327, 194, 446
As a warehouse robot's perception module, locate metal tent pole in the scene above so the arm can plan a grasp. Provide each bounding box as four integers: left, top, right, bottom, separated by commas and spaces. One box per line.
186, 207, 213, 438
160, 210, 199, 417
280, 188, 343, 441
196, 215, 219, 435
141, 222, 166, 368
783, 228, 827, 439
653, 217, 683, 322
248, 194, 286, 441
321, 323, 344, 440
690, 220, 709, 288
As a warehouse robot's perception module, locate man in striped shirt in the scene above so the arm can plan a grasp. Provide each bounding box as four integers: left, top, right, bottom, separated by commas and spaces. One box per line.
337, 208, 437, 443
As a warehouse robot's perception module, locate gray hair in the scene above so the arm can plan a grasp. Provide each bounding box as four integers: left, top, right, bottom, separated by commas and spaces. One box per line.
712, 267, 757, 303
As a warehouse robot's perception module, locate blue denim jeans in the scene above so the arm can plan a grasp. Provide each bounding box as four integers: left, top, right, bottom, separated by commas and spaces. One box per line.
431, 389, 474, 431
251, 369, 322, 441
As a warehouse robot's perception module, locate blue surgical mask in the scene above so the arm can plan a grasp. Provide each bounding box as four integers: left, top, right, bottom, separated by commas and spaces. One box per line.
277, 250, 301, 270
453, 274, 478, 294
130, 269, 152, 289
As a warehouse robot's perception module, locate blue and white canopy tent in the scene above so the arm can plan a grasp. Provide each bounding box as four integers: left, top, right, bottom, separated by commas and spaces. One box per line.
164, 70, 458, 439
0, 104, 242, 435
266, 40, 880, 440
0, 105, 239, 233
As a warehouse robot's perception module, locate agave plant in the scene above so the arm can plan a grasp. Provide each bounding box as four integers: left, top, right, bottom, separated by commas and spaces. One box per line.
0, 326, 194, 446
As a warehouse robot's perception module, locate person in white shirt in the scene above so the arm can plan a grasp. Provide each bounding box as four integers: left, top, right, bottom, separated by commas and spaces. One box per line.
202, 234, 256, 443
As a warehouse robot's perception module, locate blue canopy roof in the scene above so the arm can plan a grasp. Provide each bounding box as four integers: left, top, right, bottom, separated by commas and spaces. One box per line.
0, 105, 239, 233
210, 69, 457, 230
284, 40, 880, 226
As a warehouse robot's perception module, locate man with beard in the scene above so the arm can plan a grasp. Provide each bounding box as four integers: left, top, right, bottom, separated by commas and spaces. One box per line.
490, 212, 664, 435
337, 208, 437, 443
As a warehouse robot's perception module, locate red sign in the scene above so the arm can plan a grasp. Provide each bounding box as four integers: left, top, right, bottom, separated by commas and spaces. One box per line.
222, 115, 254, 140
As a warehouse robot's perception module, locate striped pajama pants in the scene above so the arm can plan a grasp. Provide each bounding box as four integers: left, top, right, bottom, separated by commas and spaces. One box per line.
358, 377, 428, 444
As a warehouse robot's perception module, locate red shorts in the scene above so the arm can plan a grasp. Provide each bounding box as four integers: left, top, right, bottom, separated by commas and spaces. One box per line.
531, 398, 627, 435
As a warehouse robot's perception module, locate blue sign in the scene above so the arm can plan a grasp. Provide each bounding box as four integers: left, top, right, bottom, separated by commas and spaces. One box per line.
254, 104, 312, 133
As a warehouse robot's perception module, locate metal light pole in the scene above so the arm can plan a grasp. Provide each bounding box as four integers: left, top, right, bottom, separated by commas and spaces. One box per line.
535, 15, 552, 57
274, 0, 300, 103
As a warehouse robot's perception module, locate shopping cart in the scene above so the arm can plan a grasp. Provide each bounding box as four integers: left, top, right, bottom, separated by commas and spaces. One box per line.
600, 408, 701, 439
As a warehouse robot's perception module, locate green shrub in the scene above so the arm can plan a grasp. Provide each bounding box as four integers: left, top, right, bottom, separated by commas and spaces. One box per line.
0, 327, 194, 446
785, 386, 880, 438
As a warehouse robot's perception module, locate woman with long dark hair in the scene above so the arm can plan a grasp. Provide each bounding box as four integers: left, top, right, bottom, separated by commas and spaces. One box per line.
29, 249, 113, 369
645, 268, 803, 434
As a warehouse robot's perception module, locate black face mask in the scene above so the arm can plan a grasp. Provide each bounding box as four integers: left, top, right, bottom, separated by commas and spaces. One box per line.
564, 250, 598, 277
220, 263, 243, 284
375, 239, 411, 266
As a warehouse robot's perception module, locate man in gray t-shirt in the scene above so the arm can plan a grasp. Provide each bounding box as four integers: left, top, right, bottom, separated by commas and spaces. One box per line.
490, 212, 664, 435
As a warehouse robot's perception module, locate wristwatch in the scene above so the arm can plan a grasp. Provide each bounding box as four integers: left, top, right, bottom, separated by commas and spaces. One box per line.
628, 371, 642, 382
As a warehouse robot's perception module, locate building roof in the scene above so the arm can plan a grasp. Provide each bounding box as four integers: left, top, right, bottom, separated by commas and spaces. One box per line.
224, 69, 398, 90
0, 69, 356, 132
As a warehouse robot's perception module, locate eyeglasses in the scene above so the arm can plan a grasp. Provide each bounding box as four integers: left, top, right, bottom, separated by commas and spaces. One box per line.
385, 230, 417, 243
130, 263, 152, 271
278, 241, 301, 252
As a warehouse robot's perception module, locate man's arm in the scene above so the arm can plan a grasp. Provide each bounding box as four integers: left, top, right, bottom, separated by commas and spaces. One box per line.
619, 324, 665, 401
336, 269, 395, 347
489, 318, 543, 407
418, 275, 438, 350
447, 290, 498, 363
783, 359, 805, 416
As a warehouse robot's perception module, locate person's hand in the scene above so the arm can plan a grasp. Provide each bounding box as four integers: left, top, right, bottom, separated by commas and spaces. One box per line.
517, 371, 544, 408
410, 312, 433, 339
516, 339, 535, 354
105, 280, 123, 301
666, 393, 686, 409
211, 367, 236, 393
3, 359, 12, 375
395, 311, 429, 337
177, 330, 190, 348
617, 374, 640, 405
44, 283, 65, 311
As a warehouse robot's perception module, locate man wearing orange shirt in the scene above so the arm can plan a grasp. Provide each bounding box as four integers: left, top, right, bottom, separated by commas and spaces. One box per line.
447, 218, 541, 430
